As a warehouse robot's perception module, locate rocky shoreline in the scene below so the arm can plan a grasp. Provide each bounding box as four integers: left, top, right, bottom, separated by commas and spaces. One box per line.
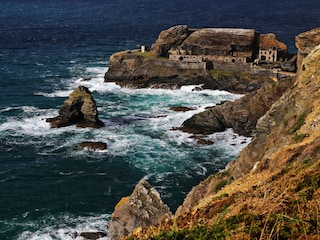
106, 26, 320, 240
68, 26, 319, 239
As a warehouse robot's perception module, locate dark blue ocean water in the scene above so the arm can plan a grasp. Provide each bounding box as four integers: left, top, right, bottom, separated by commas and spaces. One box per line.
0, 0, 319, 239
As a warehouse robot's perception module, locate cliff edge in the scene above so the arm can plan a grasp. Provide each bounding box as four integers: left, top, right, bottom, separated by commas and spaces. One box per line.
104, 25, 292, 93
122, 27, 320, 240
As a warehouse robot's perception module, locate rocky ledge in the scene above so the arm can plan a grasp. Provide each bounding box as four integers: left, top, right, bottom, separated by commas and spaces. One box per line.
46, 86, 104, 128
109, 179, 172, 240
179, 76, 292, 137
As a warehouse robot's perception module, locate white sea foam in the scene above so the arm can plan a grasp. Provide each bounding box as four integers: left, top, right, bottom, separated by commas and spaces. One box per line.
206, 128, 252, 154
35, 90, 72, 98
17, 214, 110, 240
0, 106, 22, 113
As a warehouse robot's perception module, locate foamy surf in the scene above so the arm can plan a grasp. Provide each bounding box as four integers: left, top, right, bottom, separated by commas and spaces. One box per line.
17, 214, 110, 240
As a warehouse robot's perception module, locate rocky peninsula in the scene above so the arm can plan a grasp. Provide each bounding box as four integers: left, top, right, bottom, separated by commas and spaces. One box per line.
103, 26, 320, 240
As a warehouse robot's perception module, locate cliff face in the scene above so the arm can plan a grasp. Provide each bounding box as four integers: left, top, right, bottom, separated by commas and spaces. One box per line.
123, 28, 320, 240
104, 25, 289, 92
180, 77, 292, 137
109, 179, 172, 240
296, 27, 320, 72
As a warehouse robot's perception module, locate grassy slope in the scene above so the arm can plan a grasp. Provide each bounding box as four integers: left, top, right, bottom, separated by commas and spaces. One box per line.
126, 47, 320, 240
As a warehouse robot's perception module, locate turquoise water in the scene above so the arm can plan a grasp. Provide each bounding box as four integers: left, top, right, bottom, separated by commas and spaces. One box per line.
1, 0, 319, 239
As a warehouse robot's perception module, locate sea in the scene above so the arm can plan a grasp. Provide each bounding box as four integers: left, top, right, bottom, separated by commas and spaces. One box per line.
0, 0, 319, 239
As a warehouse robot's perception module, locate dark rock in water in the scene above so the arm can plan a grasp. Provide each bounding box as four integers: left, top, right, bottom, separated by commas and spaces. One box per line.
109, 179, 172, 240
180, 78, 292, 137
181, 108, 226, 134
169, 106, 197, 112
79, 231, 107, 239
46, 86, 104, 128
192, 86, 203, 91
78, 142, 107, 151
81, 77, 92, 81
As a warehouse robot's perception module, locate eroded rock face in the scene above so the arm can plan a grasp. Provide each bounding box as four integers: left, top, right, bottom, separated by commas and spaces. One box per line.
296, 27, 320, 72
181, 28, 257, 58
46, 86, 104, 128
109, 179, 172, 240
150, 25, 190, 57
180, 77, 292, 137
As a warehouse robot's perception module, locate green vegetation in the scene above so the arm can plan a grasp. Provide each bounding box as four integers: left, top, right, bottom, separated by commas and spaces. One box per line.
148, 224, 229, 240
286, 111, 308, 135
214, 179, 228, 192
137, 209, 318, 240
293, 133, 309, 142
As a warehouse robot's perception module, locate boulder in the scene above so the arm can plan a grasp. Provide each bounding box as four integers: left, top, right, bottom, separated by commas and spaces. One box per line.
150, 25, 190, 57
78, 142, 107, 151
109, 179, 172, 240
180, 77, 292, 137
169, 106, 197, 112
180, 107, 226, 134
78, 231, 107, 240
46, 86, 104, 128
295, 27, 320, 72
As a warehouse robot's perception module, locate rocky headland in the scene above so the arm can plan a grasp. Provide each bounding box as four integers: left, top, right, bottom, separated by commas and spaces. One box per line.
104, 26, 320, 240
104, 25, 294, 93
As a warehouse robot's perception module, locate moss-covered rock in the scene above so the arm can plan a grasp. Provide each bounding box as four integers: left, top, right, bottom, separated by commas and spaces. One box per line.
46, 86, 104, 128
109, 179, 172, 240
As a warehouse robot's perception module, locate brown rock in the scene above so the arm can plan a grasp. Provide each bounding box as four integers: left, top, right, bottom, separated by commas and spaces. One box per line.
109, 179, 172, 240
180, 107, 226, 134
181, 28, 257, 59
78, 142, 107, 151
295, 27, 320, 72
169, 106, 196, 112
79, 231, 107, 240
150, 25, 190, 57
46, 86, 104, 128
180, 77, 292, 137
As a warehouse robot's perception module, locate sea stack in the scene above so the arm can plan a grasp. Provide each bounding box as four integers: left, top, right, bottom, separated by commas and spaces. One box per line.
46, 86, 104, 128
109, 179, 172, 240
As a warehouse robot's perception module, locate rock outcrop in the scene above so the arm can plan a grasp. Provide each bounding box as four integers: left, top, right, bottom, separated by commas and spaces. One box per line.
104, 50, 212, 89
46, 86, 104, 128
296, 27, 320, 72
109, 179, 172, 240
78, 142, 107, 151
104, 25, 290, 92
150, 25, 191, 57
181, 28, 257, 59
124, 29, 320, 240
180, 77, 292, 137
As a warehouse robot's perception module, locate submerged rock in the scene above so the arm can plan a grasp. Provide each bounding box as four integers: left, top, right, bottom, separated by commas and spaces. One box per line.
78, 142, 107, 151
109, 179, 172, 240
46, 86, 104, 128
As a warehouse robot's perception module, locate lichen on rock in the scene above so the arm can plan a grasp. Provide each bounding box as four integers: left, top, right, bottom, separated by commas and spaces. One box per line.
109, 179, 172, 240
46, 86, 104, 128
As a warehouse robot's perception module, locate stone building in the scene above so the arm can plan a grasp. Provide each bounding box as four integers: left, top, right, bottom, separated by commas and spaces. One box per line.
259, 47, 278, 62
